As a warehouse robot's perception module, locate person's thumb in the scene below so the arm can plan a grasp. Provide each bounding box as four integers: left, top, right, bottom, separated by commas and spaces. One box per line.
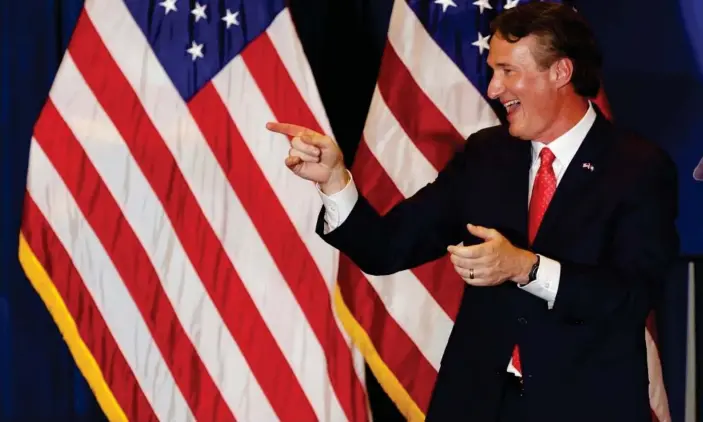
285, 156, 304, 174
467, 224, 497, 241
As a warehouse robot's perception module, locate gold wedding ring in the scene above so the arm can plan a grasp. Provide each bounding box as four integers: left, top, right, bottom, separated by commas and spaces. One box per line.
469, 268, 474, 280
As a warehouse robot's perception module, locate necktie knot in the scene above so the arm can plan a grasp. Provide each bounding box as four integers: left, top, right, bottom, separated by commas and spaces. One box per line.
539, 147, 556, 167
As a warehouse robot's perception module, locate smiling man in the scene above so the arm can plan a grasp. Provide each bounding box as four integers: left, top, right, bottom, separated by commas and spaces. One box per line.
267, 3, 679, 421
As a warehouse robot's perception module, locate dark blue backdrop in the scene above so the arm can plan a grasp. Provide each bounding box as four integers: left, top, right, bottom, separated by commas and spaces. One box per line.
576, 0, 703, 258
1, 0, 700, 421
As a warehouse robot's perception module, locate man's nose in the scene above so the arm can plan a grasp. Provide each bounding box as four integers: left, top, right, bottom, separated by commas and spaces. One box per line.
486, 76, 502, 99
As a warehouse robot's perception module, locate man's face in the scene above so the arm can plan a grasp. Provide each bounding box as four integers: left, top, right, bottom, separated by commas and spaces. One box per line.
486, 33, 561, 141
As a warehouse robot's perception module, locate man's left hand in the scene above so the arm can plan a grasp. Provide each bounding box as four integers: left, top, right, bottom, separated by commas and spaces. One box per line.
447, 224, 537, 287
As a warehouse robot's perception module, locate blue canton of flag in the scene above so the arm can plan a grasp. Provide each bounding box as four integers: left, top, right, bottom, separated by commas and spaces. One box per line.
409, 0, 557, 100
125, 0, 286, 100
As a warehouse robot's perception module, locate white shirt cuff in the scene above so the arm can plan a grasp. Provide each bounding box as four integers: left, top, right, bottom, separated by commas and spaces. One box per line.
518, 255, 561, 309
316, 171, 358, 234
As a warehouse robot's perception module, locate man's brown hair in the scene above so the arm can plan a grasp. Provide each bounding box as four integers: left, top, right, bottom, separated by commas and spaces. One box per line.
490, 2, 603, 98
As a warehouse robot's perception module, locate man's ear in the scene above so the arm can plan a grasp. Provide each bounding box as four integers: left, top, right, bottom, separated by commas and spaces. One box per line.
550, 57, 574, 89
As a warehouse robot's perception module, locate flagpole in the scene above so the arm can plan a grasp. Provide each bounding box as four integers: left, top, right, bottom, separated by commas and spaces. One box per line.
685, 260, 696, 422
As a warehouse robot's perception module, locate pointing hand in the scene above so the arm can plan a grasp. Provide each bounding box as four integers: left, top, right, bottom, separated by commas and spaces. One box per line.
266, 122, 349, 194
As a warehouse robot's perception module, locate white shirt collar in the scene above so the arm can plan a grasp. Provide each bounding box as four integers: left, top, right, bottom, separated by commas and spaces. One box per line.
531, 101, 597, 169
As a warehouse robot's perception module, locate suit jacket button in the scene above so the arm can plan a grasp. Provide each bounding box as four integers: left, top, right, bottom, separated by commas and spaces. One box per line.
517, 317, 527, 325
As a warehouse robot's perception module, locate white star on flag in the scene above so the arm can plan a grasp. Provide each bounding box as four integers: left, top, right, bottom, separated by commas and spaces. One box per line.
159, 0, 177, 14
191, 2, 207, 22
472, 32, 491, 55
434, 0, 457, 13
186, 41, 204, 61
473, 0, 493, 14
505, 0, 520, 9
222, 9, 240, 29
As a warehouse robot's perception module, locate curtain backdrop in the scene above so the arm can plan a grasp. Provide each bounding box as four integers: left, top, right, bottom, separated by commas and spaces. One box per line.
0, 1, 96, 420
1, 0, 700, 421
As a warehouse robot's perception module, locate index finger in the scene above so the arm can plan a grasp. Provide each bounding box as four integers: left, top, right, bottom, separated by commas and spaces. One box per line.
266, 122, 321, 138
447, 243, 487, 259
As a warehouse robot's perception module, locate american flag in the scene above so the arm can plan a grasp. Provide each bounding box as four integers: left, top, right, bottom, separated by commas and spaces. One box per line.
17, 0, 670, 422
19, 0, 368, 421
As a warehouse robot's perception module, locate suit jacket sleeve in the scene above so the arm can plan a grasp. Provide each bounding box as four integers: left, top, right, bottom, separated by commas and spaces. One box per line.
552, 149, 680, 322
315, 137, 478, 276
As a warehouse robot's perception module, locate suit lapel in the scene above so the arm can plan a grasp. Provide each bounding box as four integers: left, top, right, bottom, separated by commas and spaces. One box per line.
530, 112, 614, 250
497, 136, 532, 249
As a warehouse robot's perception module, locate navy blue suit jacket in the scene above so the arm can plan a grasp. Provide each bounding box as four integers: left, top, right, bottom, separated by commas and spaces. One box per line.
317, 111, 679, 422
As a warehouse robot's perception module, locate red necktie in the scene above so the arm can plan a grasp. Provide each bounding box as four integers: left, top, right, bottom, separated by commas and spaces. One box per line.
528, 147, 557, 244
513, 147, 556, 374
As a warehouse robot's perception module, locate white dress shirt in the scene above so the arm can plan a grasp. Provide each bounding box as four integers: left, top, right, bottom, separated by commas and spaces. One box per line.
316, 102, 597, 373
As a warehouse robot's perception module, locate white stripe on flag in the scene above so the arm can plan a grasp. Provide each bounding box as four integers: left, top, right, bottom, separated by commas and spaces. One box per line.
388, 0, 499, 137
210, 56, 350, 422
359, 88, 454, 369
212, 51, 369, 392
85, 1, 349, 419
26, 140, 194, 422
359, 88, 454, 371
363, 86, 438, 197
213, 55, 339, 294
265, 14, 368, 390
267, 9, 335, 138
48, 54, 278, 422
365, 271, 452, 370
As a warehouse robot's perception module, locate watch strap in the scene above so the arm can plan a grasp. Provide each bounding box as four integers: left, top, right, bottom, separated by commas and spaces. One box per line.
528, 254, 540, 282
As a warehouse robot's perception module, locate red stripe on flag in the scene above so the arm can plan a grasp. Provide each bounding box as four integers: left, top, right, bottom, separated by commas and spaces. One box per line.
376, 42, 465, 171
352, 141, 463, 320
239, 33, 369, 422
68, 12, 315, 421
241, 33, 318, 132
593, 87, 612, 120
21, 195, 158, 422
33, 100, 233, 422
338, 256, 437, 411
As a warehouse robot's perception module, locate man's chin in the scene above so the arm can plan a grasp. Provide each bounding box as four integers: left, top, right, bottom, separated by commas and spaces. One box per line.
506, 123, 529, 140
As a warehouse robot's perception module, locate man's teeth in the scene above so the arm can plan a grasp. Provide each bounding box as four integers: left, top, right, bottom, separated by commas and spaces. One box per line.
504, 100, 520, 110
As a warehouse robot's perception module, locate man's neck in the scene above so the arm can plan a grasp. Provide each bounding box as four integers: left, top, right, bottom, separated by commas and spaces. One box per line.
536, 98, 590, 144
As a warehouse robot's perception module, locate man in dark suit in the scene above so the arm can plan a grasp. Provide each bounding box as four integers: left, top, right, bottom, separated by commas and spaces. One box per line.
267, 3, 679, 421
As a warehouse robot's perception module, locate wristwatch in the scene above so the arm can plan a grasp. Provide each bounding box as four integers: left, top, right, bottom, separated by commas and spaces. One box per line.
527, 254, 541, 283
